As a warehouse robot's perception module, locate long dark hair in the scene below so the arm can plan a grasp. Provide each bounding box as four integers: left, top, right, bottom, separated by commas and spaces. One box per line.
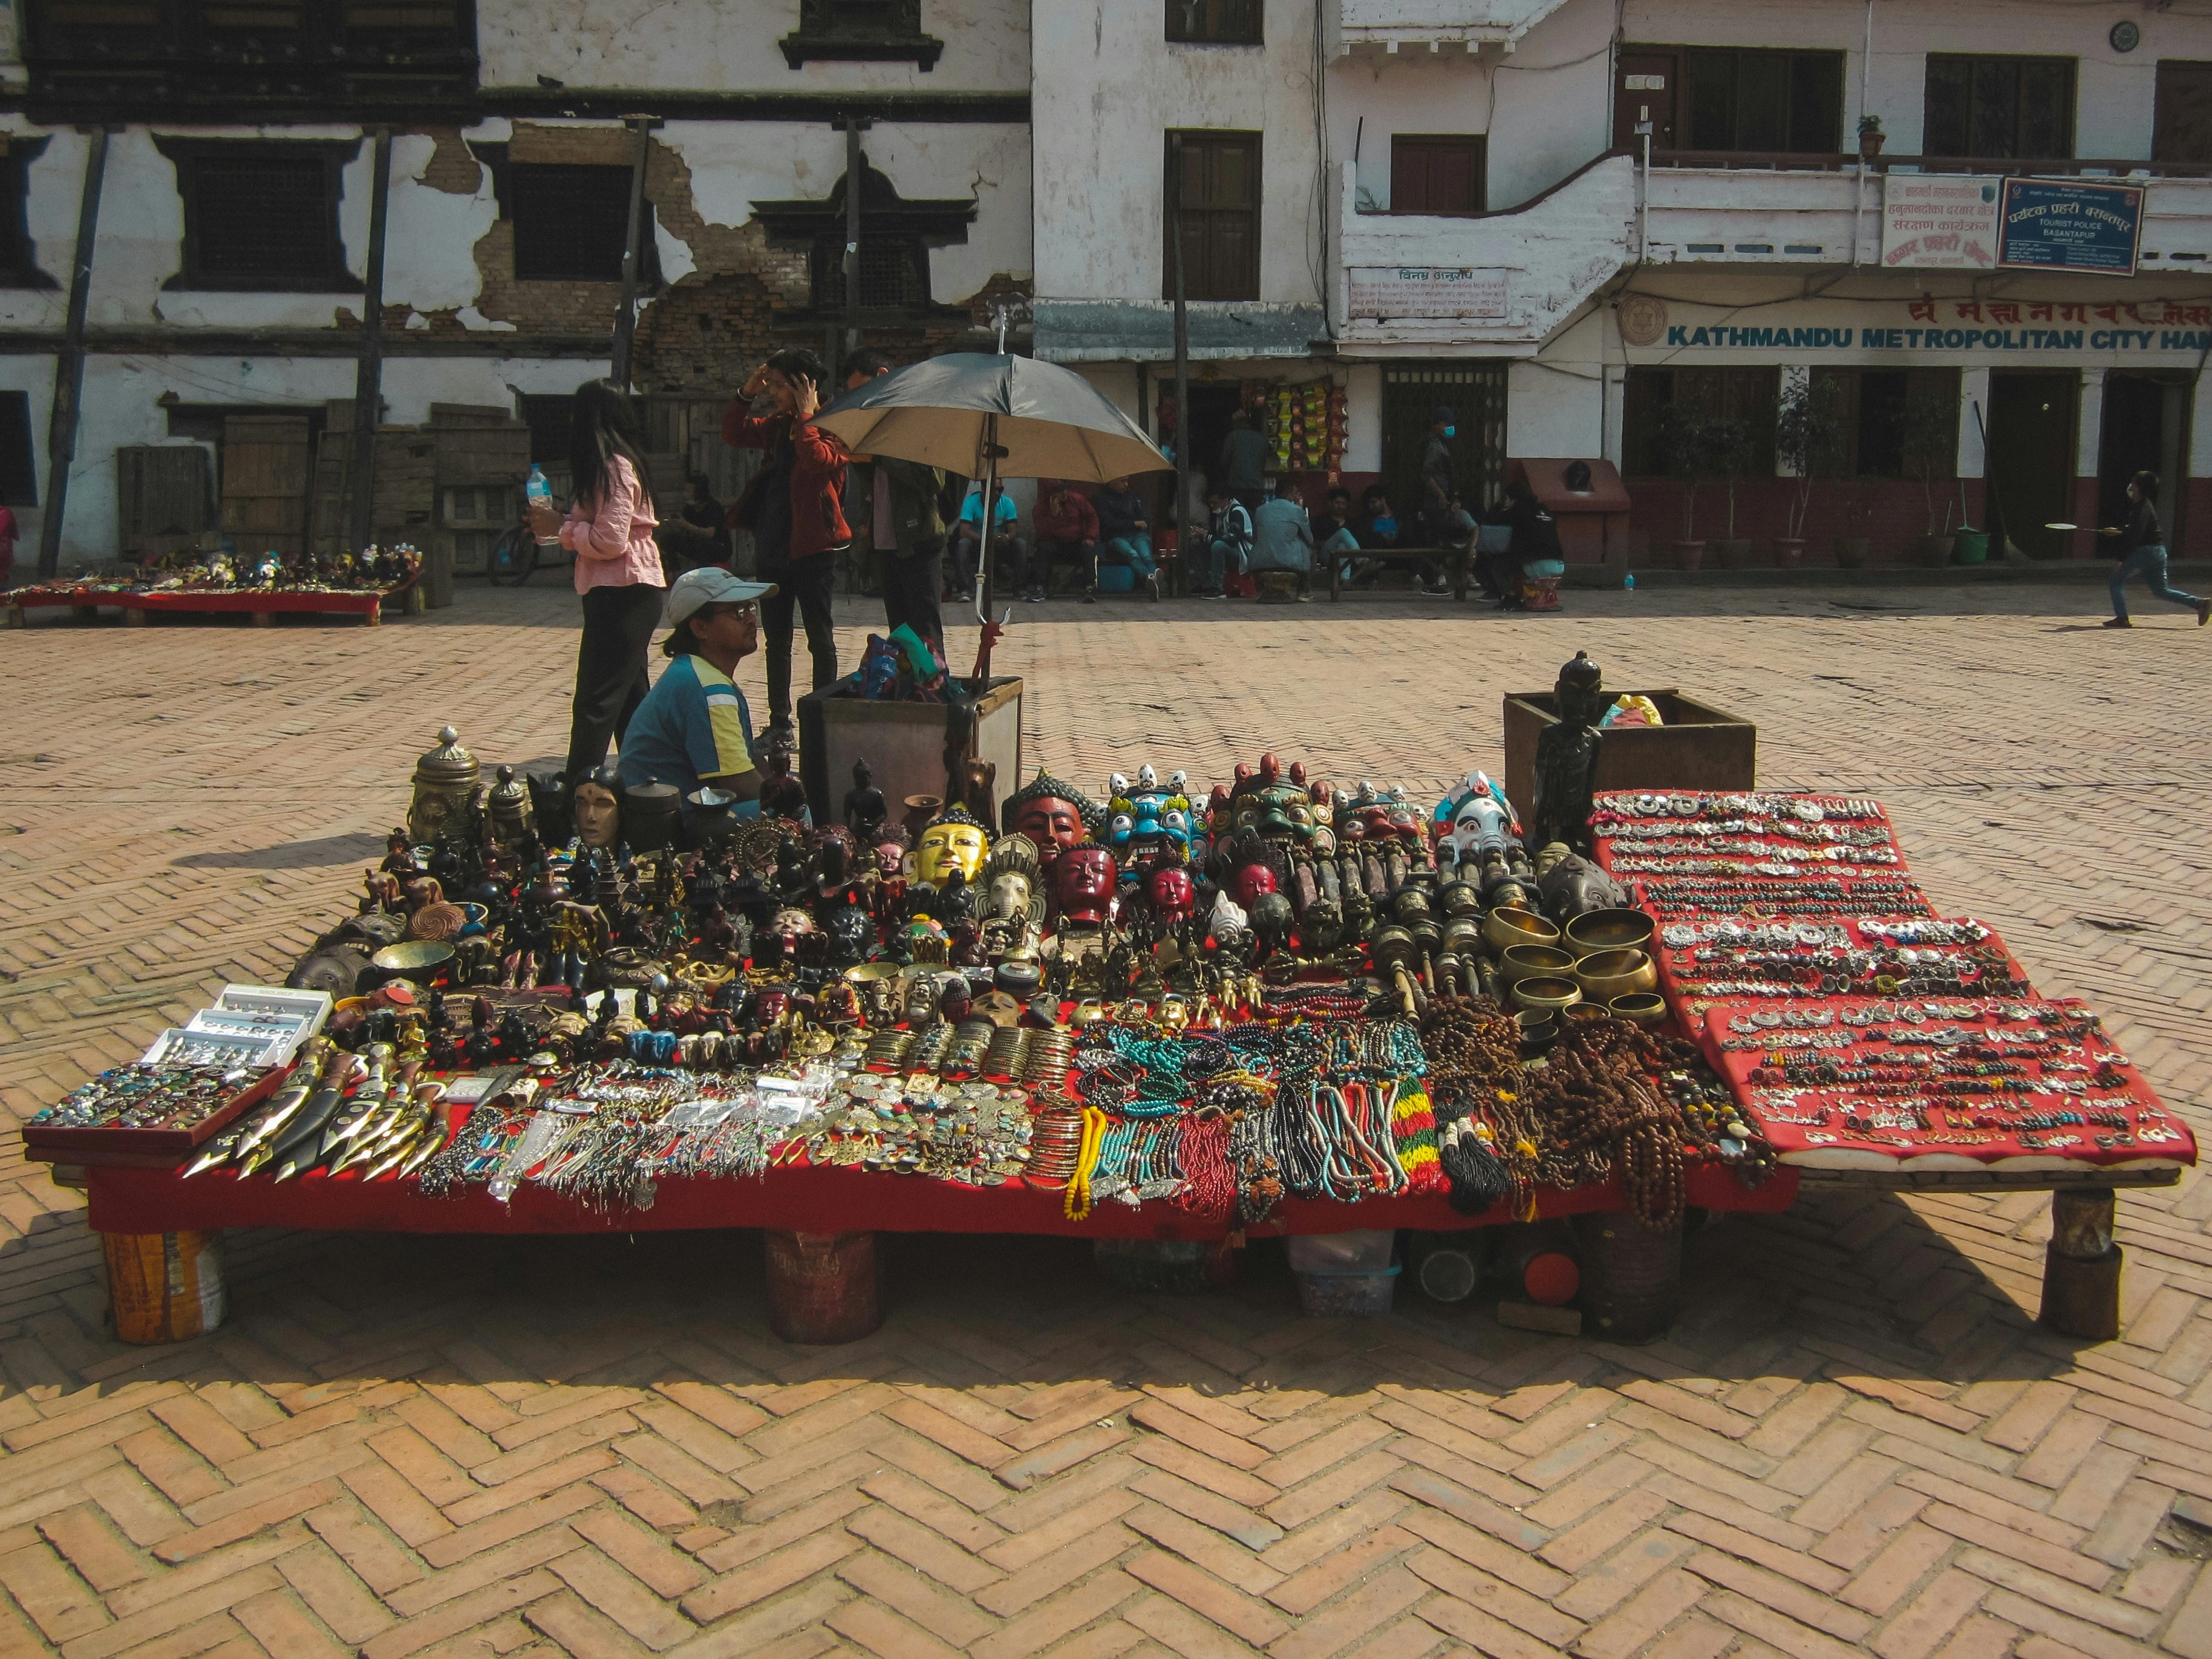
569, 378, 654, 511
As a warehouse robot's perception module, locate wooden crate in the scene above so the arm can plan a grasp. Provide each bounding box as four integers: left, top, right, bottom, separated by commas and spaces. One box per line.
1501, 688, 1757, 827
116, 446, 210, 553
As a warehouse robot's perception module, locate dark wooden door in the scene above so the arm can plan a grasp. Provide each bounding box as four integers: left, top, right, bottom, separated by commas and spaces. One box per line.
2156, 62, 2212, 162
1390, 136, 1486, 213
1616, 51, 1680, 150
1167, 131, 1260, 302
1380, 362, 1507, 520
1986, 372, 2075, 560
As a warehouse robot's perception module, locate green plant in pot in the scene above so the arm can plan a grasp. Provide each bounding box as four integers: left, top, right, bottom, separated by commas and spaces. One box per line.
1899, 385, 1957, 564
1657, 400, 1715, 572
1857, 113, 1885, 159
1775, 373, 1847, 570
1706, 412, 1758, 569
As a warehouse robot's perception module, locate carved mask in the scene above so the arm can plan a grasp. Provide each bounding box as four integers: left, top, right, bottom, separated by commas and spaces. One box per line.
915, 821, 987, 885
988, 870, 1034, 924
572, 782, 621, 850
1054, 846, 1118, 927
1146, 865, 1196, 923
1010, 795, 1086, 865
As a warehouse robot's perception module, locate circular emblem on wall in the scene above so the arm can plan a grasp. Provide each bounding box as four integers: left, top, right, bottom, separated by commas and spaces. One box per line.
2109, 20, 2140, 52
1617, 293, 1668, 348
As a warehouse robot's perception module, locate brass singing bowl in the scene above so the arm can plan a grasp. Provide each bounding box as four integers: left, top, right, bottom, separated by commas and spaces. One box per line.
1564, 1003, 1611, 1023
367, 940, 453, 988
1497, 942, 1576, 988
1575, 947, 1659, 1002
845, 962, 903, 983
1564, 907, 1657, 960
1483, 905, 1561, 956
1610, 991, 1669, 1027
1512, 975, 1584, 1014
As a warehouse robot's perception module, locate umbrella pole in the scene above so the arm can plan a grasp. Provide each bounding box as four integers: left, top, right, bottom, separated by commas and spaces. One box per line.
976, 413, 999, 626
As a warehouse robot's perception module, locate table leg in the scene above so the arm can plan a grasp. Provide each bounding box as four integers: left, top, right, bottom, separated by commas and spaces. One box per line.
250, 611, 273, 628
4, 604, 21, 628
1572, 1210, 1682, 1344
2039, 1188, 2122, 1340
124, 608, 147, 627
100, 1229, 228, 1344
365, 605, 382, 628
764, 1230, 880, 1344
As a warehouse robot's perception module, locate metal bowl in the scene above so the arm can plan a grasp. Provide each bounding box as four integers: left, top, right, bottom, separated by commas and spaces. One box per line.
1498, 942, 1576, 988
1564, 907, 1658, 960
1609, 992, 1669, 1027
365, 939, 453, 990
1484, 905, 1562, 956
1511, 976, 1584, 1014
1574, 947, 1659, 1002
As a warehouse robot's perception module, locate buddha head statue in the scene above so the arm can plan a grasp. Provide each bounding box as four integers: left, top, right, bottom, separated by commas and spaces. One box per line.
572, 766, 622, 851
913, 805, 989, 886
1002, 769, 1096, 873
1146, 864, 1197, 925
1054, 840, 1118, 928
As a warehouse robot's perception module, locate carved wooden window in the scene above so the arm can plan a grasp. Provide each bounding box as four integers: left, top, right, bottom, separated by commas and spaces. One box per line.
780, 0, 942, 70
1165, 130, 1260, 302
1925, 55, 2077, 160
1167, 0, 1261, 45
157, 138, 361, 292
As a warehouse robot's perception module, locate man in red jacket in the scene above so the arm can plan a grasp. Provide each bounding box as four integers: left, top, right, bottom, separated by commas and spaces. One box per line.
725, 347, 852, 750
1029, 480, 1101, 604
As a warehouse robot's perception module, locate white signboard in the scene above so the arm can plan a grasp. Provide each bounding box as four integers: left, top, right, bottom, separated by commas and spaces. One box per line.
1882, 176, 2001, 271
1346, 266, 1509, 320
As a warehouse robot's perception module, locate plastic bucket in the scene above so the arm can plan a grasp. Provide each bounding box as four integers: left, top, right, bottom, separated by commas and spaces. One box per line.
764, 1230, 881, 1344
103, 1230, 226, 1344
1096, 564, 1137, 593
1953, 529, 1989, 564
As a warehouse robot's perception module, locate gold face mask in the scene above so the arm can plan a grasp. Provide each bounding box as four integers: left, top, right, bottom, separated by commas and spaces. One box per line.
915, 822, 987, 884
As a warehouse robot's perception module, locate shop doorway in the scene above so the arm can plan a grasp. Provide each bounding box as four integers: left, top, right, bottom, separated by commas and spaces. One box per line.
1381, 362, 1508, 521
1985, 371, 2076, 559
2098, 372, 2188, 547
1179, 382, 1247, 492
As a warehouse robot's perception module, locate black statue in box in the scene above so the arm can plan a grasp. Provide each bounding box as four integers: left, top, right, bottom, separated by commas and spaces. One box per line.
1530, 650, 1605, 855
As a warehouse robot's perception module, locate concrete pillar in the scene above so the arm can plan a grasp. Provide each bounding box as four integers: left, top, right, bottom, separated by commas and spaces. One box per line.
2077, 368, 2107, 481
1957, 368, 1990, 478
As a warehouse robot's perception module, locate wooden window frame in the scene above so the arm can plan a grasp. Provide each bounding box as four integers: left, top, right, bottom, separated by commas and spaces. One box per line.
1388, 135, 1487, 215
1166, 0, 1261, 46
1616, 44, 1844, 155
154, 137, 361, 293
1683, 47, 1845, 155
1164, 129, 1261, 304
0, 390, 38, 507
2154, 60, 2212, 164
779, 0, 944, 70
1923, 54, 2077, 161
507, 160, 662, 287
1620, 366, 1780, 480
0, 139, 58, 291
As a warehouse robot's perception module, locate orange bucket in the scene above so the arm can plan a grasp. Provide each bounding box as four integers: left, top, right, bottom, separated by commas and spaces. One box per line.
102, 1230, 227, 1344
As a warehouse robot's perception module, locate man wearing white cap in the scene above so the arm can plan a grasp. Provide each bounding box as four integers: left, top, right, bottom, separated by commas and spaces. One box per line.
616, 567, 778, 811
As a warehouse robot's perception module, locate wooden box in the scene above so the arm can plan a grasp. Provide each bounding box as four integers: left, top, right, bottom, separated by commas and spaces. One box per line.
797, 677, 1023, 833
1502, 688, 1756, 827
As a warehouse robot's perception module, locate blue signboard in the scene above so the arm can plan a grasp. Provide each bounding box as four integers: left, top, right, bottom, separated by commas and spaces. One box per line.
1997, 179, 2143, 275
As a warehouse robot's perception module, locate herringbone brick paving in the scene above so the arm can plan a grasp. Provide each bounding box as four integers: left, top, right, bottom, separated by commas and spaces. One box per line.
2, 579, 2209, 1659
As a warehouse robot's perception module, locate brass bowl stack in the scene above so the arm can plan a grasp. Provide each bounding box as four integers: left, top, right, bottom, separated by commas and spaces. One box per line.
1574, 947, 1659, 1002
1511, 976, 1583, 1014
1609, 991, 1668, 1027
1484, 906, 1562, 956
1497, 943, 1576, 988
1563, 908, 1657, 959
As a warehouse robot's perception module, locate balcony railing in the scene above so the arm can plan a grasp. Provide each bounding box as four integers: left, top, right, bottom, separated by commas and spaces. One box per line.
1651, 150, 2212, 179
1326, 0, 1572, 57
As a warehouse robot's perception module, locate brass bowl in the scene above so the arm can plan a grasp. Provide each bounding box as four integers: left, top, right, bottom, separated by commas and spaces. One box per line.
1515, 1008, 1558, 1048
1564, 907, 1657, 960
367, 939, 453, 989
1497, 943, 1576, 988
1564, 1002, 1611, 1024
1610, 992, 1668, 1027
1575, 947, 1659, 1002
1484, 906, 1561, 956
1512, 976, 1583, 1014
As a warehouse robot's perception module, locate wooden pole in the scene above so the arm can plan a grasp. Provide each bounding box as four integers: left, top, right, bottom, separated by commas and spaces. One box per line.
1170, 132, 1192, 595
841, 119, 867, 376
36, 127, 108, 579
611, 116, 653, 391
347, 127, 393, 555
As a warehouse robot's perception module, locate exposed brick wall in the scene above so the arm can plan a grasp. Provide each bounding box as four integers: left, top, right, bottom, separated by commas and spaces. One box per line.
416, 127, 483, 195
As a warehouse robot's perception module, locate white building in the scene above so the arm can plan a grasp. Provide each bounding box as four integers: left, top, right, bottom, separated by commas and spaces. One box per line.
1033, 0, 2212, 565
0, 0, 1033, 576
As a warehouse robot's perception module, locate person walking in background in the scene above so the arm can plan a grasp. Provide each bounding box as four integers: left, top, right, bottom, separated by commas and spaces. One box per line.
1216, 408, 1269, 512
1420, 406, 1457, 522
527, 377, 668, 784
841, 348, 949, 654
2101, 470, 2210, 628
1196, 484, 1253, 599
1095, 476, 1158, 598
1250, 484, 1317, 601
725, 347, 850, 752
1030, 480, 1101, 604
654, 474, 730, 575
951, 480, 1023, 602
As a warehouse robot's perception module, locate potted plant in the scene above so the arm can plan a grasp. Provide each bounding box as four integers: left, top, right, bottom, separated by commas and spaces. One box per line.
1899, 385, 1957, 564
1657, 401, 1713, 570
1774, 374, 1846, 570
1707, 412, 1757, 569
1832, 478, 1873, 567
1858, 114, 1885, 160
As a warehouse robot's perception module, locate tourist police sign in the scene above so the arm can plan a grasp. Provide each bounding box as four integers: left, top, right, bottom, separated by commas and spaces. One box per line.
1995, 179, 2143, 276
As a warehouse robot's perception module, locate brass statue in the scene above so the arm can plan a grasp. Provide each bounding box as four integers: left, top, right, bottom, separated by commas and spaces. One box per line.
1530, 651, 1604, 855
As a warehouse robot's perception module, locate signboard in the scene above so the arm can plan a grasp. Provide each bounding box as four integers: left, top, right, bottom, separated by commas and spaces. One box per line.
1346, 266, 1509, 321
1640, 296, 2212, 359
1997, 178, 2143, 276
1881, 176, 1999, 270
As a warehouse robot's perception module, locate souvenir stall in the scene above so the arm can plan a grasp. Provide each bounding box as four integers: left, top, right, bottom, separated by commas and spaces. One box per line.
6, 544, 423, 629
27, 655, 2191, 1348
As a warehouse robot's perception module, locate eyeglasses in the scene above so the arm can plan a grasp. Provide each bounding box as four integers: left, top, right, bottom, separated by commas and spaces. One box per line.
707, 603, 760, 622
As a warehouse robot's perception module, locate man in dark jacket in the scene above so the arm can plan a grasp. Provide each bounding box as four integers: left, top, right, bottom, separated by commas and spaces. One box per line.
725, 347, 850, 749
1216, 409, 1270, 510
1030, 480, 1101, 604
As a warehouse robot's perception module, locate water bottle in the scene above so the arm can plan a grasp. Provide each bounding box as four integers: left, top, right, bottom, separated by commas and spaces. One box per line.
1623, 572, 1636, 592
526, 465, 558, 547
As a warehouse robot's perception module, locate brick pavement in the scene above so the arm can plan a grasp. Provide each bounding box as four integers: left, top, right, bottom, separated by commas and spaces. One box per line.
2, 578, 2210, 1659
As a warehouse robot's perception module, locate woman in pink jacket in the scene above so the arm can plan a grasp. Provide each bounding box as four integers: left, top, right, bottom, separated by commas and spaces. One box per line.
526, 379, 668, 783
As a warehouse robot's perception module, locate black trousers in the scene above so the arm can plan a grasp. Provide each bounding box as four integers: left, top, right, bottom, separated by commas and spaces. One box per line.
759, 550, 838, 728
881, 540, 945, 655
1033, 538, 1097, 595
565, 581, 665, 781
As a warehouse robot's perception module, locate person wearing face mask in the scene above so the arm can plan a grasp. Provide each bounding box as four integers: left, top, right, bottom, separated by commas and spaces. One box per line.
724, 348, 851, 752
